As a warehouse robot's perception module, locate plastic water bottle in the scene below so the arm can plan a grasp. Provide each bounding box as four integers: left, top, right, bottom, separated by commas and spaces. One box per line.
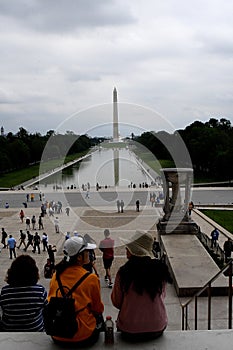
104, 316, 114, 344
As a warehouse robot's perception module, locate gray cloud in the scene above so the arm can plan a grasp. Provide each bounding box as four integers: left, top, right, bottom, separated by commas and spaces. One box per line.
0, 0, 136, 32
0, 0, 233, 136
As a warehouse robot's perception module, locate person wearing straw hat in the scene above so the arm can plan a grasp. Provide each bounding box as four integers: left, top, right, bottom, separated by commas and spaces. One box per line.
47, 236, 104, 346
111, 230, 172, 341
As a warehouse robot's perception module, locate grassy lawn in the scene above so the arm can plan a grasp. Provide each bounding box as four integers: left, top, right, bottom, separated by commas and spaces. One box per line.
132, 149, 175, 175
0, 151, 88, 188
200, 209, 233, 233
0, 166, 40, 188
101, 141, 127, 148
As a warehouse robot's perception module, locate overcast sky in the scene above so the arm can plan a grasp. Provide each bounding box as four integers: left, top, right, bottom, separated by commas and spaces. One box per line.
1, 0, 233, 137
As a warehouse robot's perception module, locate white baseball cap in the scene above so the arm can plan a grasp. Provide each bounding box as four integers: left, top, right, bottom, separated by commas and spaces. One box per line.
63, 236, 96, 257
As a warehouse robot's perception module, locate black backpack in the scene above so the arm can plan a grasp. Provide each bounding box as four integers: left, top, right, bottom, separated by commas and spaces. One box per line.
43, 271, 90, 338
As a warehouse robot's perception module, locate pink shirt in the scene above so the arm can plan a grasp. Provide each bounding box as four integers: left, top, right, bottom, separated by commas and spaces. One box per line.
99, 237, 114, 259
111, 271, 168, 333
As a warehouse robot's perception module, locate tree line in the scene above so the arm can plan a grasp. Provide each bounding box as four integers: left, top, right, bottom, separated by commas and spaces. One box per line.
135, 118, 233, 182
1, 118, 233, 182
0, 128, 98, 174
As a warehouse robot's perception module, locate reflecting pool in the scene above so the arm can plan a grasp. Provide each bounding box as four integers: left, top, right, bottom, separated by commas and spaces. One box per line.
40, 146, 154, 189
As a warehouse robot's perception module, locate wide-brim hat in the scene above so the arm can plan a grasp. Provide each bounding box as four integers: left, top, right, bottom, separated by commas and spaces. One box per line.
120, 230, 154, 258
63, 236, 96, 257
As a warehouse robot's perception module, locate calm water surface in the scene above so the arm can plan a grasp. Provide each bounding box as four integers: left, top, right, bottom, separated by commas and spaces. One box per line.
41, 148, 153, 189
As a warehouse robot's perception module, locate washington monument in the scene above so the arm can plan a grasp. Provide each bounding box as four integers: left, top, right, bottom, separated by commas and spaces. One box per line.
113, 87, 119, 141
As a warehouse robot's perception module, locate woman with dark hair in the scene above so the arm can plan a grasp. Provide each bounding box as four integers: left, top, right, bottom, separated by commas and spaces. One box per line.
111, 231, 173, 341
47, 236, 104, 346
0, 255, 47, 331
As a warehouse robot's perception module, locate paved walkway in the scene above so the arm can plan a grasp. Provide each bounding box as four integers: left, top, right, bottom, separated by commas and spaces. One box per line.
0, 199, 232, 331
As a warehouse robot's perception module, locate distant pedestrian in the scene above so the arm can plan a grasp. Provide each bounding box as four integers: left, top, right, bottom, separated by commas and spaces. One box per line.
7, 235, 16, 259
48, 207, 54, 216
5, 202, 9, 209
30, 193, 34, 202
120, 200, 124, 213
19, 210, 25, 223
24, 231, 34, 252
31, 215, 36, 230
1, 228, 7, 248
25, 217, 31, 230
188, 201, 194, 216
42, 232, 48, 251
152, 237, 161, 259
117, 200, 121, 213
136, 199, 140, 212
33, 232, 41, 254
54, 217, 59, 233
47, 244, 56, 269
223, 238, 232, 263
57, 201, 62, 214
150, 193, 156, 207
41, 203, 47, 216
38, 215, 44, 230
99, 229, 114, 288
17, 230, 26, 249
211, 227, 219, 248
26, 193, 29, 202
65, 207, 70, 216
85, 189, 90, 199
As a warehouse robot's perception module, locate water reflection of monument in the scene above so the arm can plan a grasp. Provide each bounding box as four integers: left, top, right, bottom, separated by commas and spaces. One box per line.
112, 87, 120, 186
157, 168, 199, 234
113, 149, 119, 186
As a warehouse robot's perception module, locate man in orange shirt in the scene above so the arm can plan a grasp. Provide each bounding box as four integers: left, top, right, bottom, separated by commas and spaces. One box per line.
47, 236, 104, 346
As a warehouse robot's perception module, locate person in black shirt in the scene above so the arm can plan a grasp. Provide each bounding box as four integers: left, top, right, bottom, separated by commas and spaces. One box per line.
24, 231, 34, 252
223, 238, 232, 263
47, 245, 57, 269
1, 228, 7, 249
33, 232, 41, 254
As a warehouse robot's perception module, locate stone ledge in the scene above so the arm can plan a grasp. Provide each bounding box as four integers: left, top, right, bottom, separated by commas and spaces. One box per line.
0, 330, 233, 350
161, 234, 229, 297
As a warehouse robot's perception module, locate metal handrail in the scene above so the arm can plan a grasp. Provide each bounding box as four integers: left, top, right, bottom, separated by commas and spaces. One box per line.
181, 259, 233, 330
197, 230, 225, 266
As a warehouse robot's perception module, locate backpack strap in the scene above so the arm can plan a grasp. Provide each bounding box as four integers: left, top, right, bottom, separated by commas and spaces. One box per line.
56, 272, 90, 298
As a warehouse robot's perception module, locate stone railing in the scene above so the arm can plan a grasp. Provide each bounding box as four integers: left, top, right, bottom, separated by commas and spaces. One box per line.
0, 330, 233, 350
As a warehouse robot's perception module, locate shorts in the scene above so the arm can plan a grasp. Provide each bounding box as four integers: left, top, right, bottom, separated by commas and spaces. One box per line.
103, 258, 114, 269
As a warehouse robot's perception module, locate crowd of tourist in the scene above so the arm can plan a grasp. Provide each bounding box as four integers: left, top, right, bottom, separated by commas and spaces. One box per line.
2, 194, 232, 346
0, 213, 173, 346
